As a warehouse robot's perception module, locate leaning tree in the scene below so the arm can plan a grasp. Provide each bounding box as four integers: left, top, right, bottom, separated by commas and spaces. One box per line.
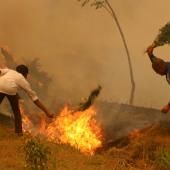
77, 0, 135, 105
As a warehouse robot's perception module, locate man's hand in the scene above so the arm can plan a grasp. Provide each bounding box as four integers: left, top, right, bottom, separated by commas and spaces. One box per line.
33, 99, 54, 118
46, 112, 54, 118
146, 44, 155, 55
161, 104, 170, 114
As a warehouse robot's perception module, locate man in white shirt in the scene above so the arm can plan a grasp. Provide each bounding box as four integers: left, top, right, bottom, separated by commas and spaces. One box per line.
0, 64, 54, 135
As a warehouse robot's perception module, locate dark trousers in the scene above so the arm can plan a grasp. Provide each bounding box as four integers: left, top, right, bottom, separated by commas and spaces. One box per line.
0, 92, 22, 133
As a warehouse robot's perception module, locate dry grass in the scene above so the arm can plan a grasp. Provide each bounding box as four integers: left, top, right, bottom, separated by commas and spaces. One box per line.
0, 122, 115, 170
0, 124, 25, 170
0, 115, 170, 170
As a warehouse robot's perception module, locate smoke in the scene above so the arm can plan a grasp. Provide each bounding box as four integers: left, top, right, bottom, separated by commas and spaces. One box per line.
0, 0, 170, 108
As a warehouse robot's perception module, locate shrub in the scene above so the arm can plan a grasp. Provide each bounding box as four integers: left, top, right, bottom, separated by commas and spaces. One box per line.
155, 146, 170, 170
24, 137, 50, 170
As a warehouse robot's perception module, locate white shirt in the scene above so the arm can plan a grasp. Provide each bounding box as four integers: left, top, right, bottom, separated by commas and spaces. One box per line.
0, 68, 38, 101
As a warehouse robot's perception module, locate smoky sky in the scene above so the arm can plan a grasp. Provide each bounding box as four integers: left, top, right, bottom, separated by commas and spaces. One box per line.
0, 0, 170, 108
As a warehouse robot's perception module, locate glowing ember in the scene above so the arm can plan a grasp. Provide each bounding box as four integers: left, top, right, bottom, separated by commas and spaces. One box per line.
45, 106, 103, 155
128, 129, 141, 139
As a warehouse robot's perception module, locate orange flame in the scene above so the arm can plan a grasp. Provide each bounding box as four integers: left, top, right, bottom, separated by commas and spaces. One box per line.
21, 105, 103, 155
45, 106, 102, 155
20, 103, 34, 134
128, 129, 141, 140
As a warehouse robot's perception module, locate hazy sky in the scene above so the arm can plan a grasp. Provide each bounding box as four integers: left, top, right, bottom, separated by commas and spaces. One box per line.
0, 0, 170, 108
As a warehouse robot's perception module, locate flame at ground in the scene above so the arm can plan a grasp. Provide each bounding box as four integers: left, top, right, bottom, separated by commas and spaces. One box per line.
45, 106, 103, 155
20, 103, 34, 134
128, 129, 141, 140
21, 105, 103, 155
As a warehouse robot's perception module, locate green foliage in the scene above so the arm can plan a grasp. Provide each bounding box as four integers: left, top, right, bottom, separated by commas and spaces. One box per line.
24, 137, 50, 170
154, 22, 170, 47
155, 146, 170, 170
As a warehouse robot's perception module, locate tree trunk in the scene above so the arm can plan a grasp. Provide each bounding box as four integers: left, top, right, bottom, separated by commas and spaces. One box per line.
105, 0, 135, 105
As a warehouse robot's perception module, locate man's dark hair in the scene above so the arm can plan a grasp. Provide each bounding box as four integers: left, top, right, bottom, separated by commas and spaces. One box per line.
16, 64, 29, 77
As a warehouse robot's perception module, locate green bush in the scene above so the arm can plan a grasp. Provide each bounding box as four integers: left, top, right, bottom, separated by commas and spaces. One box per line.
155, 146, 170, 170
24, 137, 50, 170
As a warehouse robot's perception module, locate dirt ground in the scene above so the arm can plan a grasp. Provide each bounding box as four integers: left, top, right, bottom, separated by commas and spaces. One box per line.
1, 102, 170, 170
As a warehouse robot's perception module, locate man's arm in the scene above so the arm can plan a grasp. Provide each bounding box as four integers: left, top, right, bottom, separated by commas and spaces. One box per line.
34, 99, 54, 118
146, 44, 157, 63
17, 76, 54, 118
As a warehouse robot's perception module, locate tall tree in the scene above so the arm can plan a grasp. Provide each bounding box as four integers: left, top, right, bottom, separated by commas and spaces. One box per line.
78, 0, 135, 105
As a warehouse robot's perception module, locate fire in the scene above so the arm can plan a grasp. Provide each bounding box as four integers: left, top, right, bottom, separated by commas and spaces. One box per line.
128, 129, 141, 140
45, 106, 103, 155
21, 105, 103, 155
20, 103, 34, 134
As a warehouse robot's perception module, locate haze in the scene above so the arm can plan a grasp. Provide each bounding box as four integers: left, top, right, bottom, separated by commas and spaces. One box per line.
0, 0, 170, 108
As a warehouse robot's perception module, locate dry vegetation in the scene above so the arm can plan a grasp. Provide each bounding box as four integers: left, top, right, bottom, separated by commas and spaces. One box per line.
1, 112, 170, 170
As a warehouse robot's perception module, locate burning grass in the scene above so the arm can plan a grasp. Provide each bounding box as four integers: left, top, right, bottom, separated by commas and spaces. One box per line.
22, 106, 103, 155
2, 106, 170, 169
0, 123, 169, 169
